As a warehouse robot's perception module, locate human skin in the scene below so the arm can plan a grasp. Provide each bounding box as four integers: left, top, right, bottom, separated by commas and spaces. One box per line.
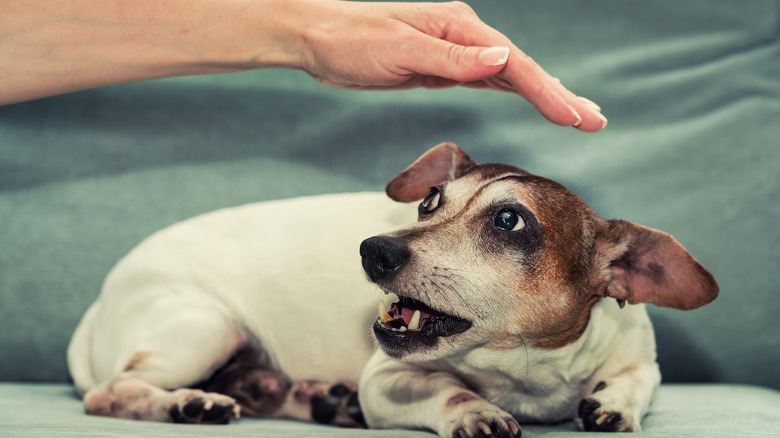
0, 0, 606, 131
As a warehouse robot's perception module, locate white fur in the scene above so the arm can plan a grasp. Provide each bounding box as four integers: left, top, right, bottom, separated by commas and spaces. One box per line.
68, 190, 662, 434
69, 192, 415, 395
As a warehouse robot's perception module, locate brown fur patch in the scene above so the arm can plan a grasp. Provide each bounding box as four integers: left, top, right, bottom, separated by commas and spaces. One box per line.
123, 351, 153, 372
532, 295, 602, 349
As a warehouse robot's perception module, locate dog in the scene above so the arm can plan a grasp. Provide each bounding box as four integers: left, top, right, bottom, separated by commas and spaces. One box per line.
68, 142, 718, 437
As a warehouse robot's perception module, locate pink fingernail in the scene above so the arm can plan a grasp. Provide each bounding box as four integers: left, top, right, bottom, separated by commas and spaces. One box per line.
568, 105, 582, 127
597, 112, 608, 129
478, 46, 510, 67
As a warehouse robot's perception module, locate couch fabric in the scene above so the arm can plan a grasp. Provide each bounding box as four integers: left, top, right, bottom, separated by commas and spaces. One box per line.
1, 0, 778, 436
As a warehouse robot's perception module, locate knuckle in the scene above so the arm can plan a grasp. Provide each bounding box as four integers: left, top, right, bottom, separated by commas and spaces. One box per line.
447, 1, 476, 15
446, 43, 469, 64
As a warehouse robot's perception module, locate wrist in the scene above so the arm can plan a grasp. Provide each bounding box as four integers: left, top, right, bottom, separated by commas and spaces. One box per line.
184, 0, 310, 72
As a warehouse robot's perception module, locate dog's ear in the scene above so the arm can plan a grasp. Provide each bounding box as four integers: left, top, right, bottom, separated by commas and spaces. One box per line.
592, 220, 718, 310
386, 142, 478, 202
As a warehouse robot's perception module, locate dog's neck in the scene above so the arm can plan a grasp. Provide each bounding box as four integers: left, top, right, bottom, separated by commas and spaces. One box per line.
410, 299, 645, 420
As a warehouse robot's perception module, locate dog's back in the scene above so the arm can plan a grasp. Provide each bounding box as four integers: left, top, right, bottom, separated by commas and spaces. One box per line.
68, 192, 416, 423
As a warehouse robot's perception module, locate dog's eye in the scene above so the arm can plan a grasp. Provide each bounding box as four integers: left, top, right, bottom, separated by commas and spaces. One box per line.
494, 208, 525, 232
419, 187, 442, 214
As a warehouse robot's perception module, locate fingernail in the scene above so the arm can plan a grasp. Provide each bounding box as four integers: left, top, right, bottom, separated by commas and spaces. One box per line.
597, 111, 608, 129
577, 96, 601, 112
568, 104, 582, 128
478, 46, 510, 67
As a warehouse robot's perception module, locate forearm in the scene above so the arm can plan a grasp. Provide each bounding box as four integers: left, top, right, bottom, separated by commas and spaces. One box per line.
0, 0, 307, 105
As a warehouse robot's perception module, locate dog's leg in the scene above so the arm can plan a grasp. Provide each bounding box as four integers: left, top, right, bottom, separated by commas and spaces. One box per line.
360, 352, 521, 438
82, 303, 248, 424
577, 361, 661, 432
192, 347, 365, 427
273, 379, 366, 428
190, 346, 365, 427
84, 373, 240, 423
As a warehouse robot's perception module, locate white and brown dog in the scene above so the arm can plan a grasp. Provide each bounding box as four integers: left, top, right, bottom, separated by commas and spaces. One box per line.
68, 142, 718, 437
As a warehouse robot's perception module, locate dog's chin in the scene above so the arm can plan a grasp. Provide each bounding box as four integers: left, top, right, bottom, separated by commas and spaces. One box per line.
373, 292, 472, 360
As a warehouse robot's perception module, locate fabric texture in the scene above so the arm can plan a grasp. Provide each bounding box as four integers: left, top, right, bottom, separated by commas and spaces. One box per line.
1, 384, 779, 437
0, 0, 778, 436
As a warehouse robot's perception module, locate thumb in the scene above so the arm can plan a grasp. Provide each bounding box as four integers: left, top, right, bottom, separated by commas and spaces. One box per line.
412, 38, 509, 82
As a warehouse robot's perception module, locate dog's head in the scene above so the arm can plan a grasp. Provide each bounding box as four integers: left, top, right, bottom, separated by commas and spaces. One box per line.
360, 142, 718, 361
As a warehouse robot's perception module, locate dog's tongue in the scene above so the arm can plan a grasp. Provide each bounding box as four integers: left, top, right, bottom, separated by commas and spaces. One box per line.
401, 306, 431, 326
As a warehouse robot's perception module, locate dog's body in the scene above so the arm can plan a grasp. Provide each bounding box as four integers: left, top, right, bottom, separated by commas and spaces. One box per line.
68, 143, 718, 436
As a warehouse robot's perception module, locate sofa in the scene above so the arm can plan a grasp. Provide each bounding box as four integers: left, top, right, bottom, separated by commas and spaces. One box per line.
1, 1, 778, 436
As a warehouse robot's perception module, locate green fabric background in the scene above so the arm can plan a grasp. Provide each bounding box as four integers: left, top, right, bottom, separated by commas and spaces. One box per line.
0, 0, 778, 436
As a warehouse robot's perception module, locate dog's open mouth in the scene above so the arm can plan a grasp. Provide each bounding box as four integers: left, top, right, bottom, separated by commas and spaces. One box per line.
373, 292, 472, 356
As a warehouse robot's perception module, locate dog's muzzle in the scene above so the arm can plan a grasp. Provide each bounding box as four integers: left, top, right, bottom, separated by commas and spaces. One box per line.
360, 236, 409, 282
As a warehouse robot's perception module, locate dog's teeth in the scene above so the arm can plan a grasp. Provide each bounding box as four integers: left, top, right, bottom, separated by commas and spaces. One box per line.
380, 292, 400, 309
408, 310, 421, 330
378, 303, 393, 323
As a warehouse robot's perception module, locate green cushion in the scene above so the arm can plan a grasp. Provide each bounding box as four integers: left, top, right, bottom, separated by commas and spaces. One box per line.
1, 384, 778, 437
0, 0, 777, 396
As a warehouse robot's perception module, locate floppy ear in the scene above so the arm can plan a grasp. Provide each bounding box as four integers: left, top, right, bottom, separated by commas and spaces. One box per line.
385, 142, 478, 202
592, 220, 719, 310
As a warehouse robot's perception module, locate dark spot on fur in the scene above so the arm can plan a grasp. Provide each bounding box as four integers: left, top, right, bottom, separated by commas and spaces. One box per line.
446, 392, 480, 408
478, 201, 544, 262
647, 262, 667, 285
347, 392, 360, 408
578, 398, 599, 418
329, 384, 351, 398
592, 381, 607, 393
346, 393, 366, 426
193, 345, 290, 416
311, 394, 337, 424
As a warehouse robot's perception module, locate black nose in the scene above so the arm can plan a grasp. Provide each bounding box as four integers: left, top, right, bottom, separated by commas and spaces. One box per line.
359, 236, 409, 282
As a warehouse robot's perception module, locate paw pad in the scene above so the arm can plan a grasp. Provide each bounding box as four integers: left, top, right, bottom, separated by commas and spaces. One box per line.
169, 396, 239, 424
309, 383, 366, 428
578, 398, 626, 432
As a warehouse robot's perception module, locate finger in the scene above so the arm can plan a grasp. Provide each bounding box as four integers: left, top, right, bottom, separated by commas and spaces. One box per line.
398, 1, 607, 131
401, 35, 510, 83
494, 50, 579, 127
498, 51, 608, 131
570, 96, 608, 132
542, 75, 608, 132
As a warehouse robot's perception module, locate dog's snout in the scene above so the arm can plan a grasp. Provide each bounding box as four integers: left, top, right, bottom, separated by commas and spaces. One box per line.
360, 236, 409, 282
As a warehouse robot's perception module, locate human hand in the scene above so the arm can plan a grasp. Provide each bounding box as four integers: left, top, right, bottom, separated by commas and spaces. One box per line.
299, 1, 607, 132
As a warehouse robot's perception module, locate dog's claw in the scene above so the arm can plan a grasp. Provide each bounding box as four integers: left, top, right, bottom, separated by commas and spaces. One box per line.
169, 391, 239, 425
478, 421, 493, 436
507, 419, 521, 437
578, 397, 628, 432
450, 418, 521, 438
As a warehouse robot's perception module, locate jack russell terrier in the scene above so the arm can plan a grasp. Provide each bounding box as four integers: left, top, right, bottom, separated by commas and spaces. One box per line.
68, 142, 718, 437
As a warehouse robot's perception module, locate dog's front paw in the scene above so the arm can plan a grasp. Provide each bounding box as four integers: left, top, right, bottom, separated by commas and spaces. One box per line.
168, 389, 240, 424
441, 398, 521, 438
577, 397, 638, 433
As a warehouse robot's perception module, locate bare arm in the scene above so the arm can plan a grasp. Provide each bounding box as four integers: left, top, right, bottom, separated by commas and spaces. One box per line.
0, 0, 606, 131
